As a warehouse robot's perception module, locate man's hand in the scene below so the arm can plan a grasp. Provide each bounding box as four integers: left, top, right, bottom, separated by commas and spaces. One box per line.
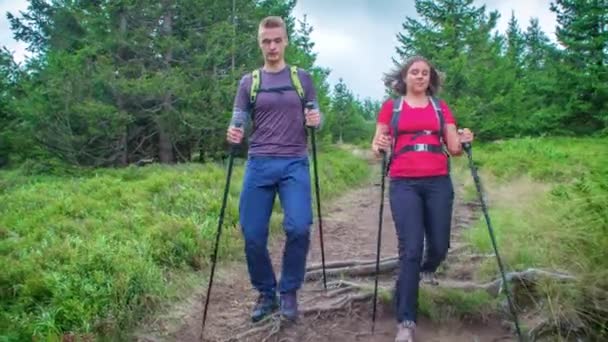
305, 107, 321, 128
226, 126, 244, 144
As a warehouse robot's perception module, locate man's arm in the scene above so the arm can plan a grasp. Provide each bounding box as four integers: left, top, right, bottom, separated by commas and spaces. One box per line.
226, 74, 252, 144
230, 74, 252, 127
300, 69, 323, 129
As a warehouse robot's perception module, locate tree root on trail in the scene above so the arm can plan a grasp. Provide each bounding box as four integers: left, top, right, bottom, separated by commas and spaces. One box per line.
306, 255, 579, 298
306, 256, 577, 298
223, 315, 282, 342
220, 264, 577, 341
222, 280, 378, 342
222, 295, 374, 342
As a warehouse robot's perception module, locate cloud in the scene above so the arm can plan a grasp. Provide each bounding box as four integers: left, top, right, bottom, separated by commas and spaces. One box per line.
0, 0, 31, 62
477, 0, 558, 38
1, 0, 558, 98
293, 0, 558, 101
293, 0, 415, 100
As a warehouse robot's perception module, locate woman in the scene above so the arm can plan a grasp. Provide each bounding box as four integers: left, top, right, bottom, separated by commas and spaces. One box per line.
371, 56, 474, 342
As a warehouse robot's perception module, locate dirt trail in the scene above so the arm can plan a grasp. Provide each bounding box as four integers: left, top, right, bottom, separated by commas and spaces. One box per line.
135, 156, 517, 342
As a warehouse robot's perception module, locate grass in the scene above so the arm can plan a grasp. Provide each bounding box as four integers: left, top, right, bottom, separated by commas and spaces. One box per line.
418, 288, 498, 323
0, 146, 370, 341
450, 137, 608, 339
374, 285, 497, 325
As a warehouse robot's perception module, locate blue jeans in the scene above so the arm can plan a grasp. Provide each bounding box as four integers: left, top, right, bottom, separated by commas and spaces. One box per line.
389, 175, 454, 323
239, 156, 313, 298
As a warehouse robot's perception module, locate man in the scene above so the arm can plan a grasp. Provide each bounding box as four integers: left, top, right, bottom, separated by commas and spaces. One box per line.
226, 16, 321, 323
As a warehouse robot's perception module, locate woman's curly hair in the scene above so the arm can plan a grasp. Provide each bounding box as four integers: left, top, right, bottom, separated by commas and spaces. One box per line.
383, 55, 444, 96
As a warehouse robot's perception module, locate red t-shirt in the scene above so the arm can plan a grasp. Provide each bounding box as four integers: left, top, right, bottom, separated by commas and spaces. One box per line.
377, 97, 456, 178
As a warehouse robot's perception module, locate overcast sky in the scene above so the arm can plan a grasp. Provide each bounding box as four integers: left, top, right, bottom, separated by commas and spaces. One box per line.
1, 0, 558, 100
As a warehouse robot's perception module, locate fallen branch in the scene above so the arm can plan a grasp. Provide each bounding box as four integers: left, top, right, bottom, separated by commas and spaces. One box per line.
448, 253, 496, 261
306, 256, 398, 272
414, 268, 577, 297
480, 268, 576, 297
305, 259, 399, 281
528, 315, 586, 341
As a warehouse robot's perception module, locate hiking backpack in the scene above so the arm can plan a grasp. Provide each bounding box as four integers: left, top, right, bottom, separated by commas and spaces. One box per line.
387, 96, 450, 173
245, 65, 309, 134
248, 65, 306, 112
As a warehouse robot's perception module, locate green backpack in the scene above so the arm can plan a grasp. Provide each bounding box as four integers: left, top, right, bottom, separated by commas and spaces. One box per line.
248, 65, 306, 113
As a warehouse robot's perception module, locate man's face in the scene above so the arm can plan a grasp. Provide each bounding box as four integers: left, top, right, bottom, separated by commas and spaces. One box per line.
258, 27, 287, 63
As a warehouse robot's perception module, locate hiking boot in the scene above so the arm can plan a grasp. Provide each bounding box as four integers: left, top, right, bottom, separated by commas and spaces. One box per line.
280, 292, 298, 321
420, 271, 439, 286
395, 320, 416, 342
251, 293, 278, 322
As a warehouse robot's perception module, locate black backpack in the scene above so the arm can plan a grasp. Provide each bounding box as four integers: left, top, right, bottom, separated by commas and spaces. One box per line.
386, 96, 450, 173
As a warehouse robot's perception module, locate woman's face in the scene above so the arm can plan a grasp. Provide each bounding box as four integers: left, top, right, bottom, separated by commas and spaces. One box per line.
403, 61, 430, 95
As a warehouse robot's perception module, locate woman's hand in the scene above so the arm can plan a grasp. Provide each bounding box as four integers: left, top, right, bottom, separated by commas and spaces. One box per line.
457, 128, 474, 144
372, 133, 392, 156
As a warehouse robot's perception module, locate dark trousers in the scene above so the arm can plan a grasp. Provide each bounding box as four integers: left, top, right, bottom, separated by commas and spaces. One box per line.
389, 175, 454, 323
239, 156, 313, 298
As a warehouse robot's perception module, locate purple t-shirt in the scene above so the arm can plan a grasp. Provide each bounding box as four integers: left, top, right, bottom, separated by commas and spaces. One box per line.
232, 66, 317, 157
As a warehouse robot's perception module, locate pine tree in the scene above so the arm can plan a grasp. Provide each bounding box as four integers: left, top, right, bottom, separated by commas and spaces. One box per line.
550, 0, 608, 133
506, 11, 525, 69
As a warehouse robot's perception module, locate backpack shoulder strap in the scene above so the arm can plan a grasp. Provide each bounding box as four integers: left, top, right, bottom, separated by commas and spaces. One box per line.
390, 96, 403, 138
429, 96, 445, 142
386, 97, 402, 174
249, 68, 261, 106
429, 96, 452, 172
289, 65, 305, 100
391, 97, 403, 133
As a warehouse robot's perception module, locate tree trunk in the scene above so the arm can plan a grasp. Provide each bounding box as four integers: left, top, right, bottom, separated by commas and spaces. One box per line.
158, 123, 173, 163
159, 2, 175, 164
119, 124, 128, 166
116, 10, 128, 166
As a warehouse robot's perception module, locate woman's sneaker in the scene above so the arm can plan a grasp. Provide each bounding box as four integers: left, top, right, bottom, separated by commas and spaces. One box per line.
395, 320, 416, 342
420, 271, 439, 286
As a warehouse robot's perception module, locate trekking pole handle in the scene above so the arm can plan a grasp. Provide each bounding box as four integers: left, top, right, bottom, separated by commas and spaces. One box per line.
458, 128, 472, 152
232, 122, 243, 132
229, 122, 243, 154
305, 102, 316, 128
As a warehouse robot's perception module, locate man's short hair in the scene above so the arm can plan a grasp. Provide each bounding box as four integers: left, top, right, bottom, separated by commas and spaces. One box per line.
258, 16, 287, 36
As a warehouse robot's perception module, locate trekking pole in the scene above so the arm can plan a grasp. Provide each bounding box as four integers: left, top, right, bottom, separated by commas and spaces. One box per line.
306, 102, 327, 290
201, 122, 242, 341
462, 141, 524, 342
371, 150, 387, 333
